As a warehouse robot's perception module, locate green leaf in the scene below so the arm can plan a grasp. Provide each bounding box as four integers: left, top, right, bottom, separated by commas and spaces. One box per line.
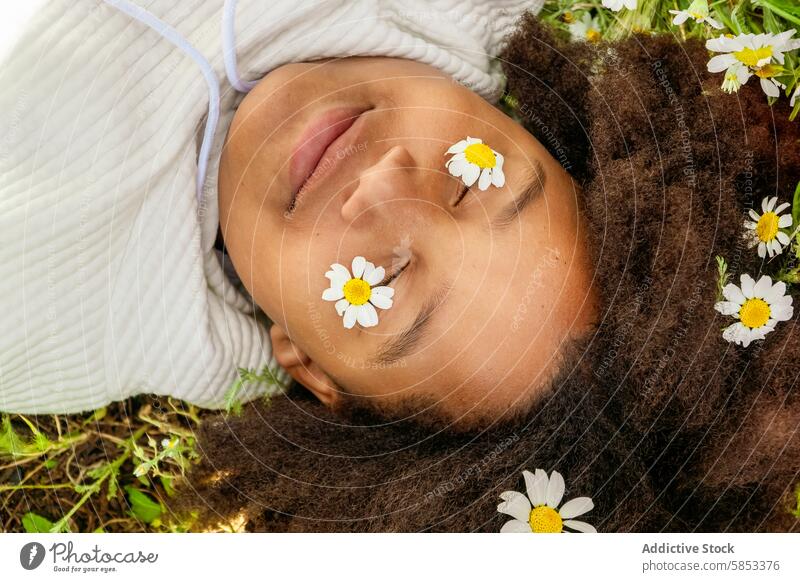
792, 181, 800, 232
43, 458, 58, 470
0, 416, 27, 457
22, 512, 55, 533
161, 475, 176, 498
124, 486, 163, 524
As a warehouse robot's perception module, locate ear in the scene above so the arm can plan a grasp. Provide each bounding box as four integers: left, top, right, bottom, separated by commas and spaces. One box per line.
269, 324, 340, 407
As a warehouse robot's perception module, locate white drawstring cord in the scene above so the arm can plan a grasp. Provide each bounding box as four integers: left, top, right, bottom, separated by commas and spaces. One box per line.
222, 0, 257, 92
102, 0, 222, 208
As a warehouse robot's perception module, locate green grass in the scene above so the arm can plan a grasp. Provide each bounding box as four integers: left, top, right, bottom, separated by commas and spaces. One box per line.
1, 365, 283, 533
540, 0, 800, 120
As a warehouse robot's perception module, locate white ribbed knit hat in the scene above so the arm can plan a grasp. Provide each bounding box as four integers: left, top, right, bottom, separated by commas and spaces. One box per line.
0, 0, 542, 414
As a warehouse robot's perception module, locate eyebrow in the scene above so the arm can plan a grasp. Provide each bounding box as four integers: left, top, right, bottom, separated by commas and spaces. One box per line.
375, 282, 451, 365
490, 159, 546, 229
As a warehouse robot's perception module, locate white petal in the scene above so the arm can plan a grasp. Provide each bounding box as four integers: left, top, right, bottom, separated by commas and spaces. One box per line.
563, 519, 597, 533
465, 136, 481, 144
364, 265, 385, 286
497, 491, 532, 522
500, 519, 531, 533
771, 305, 793, 321
546, 471, 565, 508
706, 17, 724, 30
356, 302, 379, 327
369, 293, 393, 310
446, 158, 466, 178
559, 497, 594, 519
492, 167, 505, 188
775, 202, 791, 215
446, 140, 468, 154
494, 151, 504, 170
371, 285, 395, 298
707, 53, 737, 73
322, 287, 345, 301
707, 36, 741, 52
325, 264, 351, 289
462, 163, 480, 187
334, 298, 349, 316
525, 469, 549, 507
748, 209, 761, 221
753, 275, 773, 298
715, 301, 741, 316
361, 261, 376, 281
722, 283, 746, 304
767, 196, 778, 211
740, 328, 756, 348
478, 167, 492, 191
761, 77, 780, 97
351, 256, 366, 278
343, 304, 359, 329
758, 242, 767, 258
763, 280, 787, 303
672, 12, 690, 25
740, 274, 755, 297
778, 215, 793, 228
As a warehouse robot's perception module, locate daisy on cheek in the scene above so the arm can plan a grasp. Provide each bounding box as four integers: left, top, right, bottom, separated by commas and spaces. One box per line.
445, 137, 505, 191
322, 256, 395, 329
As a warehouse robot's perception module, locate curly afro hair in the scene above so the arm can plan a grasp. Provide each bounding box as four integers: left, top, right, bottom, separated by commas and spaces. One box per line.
172, 14, 800, 532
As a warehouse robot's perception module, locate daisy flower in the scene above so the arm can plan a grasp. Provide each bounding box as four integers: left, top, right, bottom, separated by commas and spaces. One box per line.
497, 469, 596, 533
322, 256, 394, 329
715, 274, 793, 347
721, 63, 751, 94
601, 0, 636, 12
744, 196, 793, 258
569, 12, 601, 43
445, 137, 505, 191
669, 0, 723, 30
706, 30, 800, 97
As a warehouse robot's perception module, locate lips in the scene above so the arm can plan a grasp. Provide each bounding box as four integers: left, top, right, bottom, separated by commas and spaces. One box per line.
289, 107, 368, 199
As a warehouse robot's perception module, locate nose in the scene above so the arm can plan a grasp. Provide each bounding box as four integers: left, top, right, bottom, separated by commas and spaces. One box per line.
340, 145, 420, 222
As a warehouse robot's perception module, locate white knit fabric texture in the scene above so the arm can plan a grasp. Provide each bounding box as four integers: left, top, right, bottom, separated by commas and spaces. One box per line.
0, 0, 543, 414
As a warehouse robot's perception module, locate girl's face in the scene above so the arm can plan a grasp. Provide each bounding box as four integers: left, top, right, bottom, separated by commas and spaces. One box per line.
218, 56, 598, 426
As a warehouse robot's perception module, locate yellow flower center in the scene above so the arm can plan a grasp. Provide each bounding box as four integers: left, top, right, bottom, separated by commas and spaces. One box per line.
528, 506, 563, 533
586, 29, 601, 43
562, 11, 574, 24
754, 64, 784, 79
739, 298, 771, 329
756, 211, 779, 241
343, 278, 371, 306
464, 143, 496, 169
734, 46, 773, 68
689, 11, 704, 19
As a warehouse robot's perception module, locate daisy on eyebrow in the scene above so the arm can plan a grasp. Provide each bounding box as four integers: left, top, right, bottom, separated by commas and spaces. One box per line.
445, 136, 505, 191
322, 256, 395, 330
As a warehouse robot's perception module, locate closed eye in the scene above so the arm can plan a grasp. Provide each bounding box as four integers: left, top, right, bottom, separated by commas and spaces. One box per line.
450, 182, 470, 207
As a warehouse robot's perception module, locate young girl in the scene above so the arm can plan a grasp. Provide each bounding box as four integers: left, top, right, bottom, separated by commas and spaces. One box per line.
0, 0, 539, 413
177, 15, 800, 533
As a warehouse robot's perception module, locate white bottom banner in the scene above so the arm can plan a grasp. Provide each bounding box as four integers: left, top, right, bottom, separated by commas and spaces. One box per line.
1, 533, 798, 581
